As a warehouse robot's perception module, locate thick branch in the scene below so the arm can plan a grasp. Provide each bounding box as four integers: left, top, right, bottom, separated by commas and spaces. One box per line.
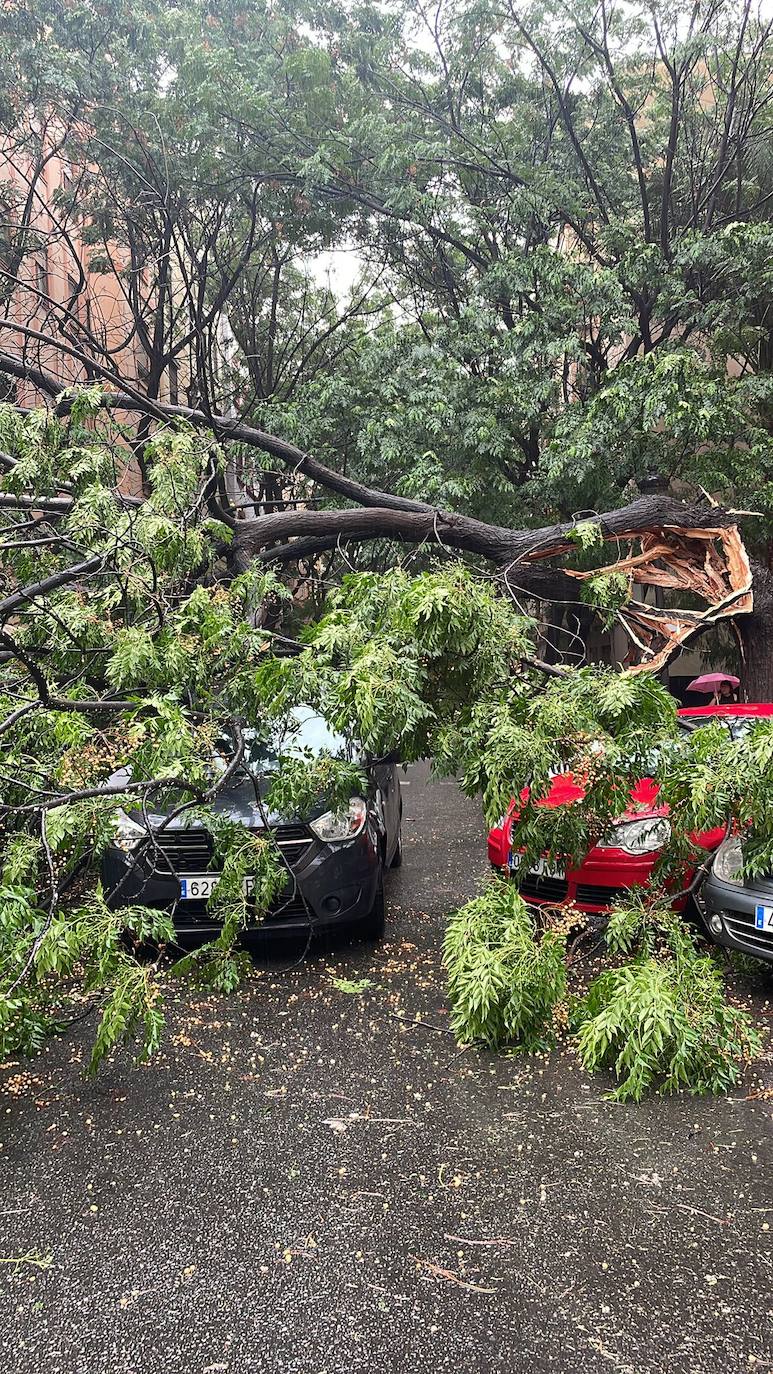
237, 495, 740, 573
239, 505, 517, 564
0, 553, 105, 621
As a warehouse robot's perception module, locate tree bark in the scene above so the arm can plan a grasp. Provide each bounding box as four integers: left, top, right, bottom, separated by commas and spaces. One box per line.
235, 495, 739, 577
737, 560, 773, 701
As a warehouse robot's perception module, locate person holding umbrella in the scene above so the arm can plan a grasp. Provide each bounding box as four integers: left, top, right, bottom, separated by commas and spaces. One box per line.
687, 672, 741, 704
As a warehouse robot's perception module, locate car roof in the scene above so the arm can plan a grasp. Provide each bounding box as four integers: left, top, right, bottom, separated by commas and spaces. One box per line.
677, 703, 773, 718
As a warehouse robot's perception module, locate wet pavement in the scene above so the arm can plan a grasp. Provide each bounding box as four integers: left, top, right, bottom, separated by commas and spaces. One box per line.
1, 763, 771, 1373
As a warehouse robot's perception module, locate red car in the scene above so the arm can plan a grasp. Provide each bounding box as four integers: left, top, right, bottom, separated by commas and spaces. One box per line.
487, 703, 773, 914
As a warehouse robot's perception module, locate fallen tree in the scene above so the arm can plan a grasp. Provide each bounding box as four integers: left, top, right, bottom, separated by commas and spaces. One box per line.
0, 398, 768, 1097
1, 0, 771, 1093
2, 0, 772, 692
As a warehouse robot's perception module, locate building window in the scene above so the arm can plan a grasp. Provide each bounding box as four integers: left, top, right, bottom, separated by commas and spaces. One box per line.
167, 359, 179, 405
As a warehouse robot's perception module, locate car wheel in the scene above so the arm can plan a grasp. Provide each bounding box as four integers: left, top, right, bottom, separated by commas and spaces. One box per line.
390, 829, 403, 869
361, 872, 386, 940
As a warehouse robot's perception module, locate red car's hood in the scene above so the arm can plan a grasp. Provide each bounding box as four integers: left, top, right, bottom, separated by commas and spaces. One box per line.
512, 773, 665, 821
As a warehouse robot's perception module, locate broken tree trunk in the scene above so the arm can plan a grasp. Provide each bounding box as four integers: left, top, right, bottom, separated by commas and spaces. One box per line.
563, 524, 753, 673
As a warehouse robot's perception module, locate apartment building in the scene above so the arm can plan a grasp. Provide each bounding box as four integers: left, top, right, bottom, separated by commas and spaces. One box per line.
0, 123, 152, 399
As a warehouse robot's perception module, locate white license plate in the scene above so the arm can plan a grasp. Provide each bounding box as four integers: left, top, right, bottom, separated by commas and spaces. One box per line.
508, 853, 565, 879
179, 874, 254, 901
754, 905, 773, 931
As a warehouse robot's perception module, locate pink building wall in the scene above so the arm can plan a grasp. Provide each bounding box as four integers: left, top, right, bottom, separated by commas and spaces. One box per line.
1, 126, 150, 493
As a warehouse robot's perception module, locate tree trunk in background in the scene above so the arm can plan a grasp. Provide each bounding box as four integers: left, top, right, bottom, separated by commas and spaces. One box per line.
737, 560, 773, 701
535, 574, 581, 665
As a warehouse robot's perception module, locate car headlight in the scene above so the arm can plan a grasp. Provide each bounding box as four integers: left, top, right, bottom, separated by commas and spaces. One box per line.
712, 835, 744, 885
113, 808, 147, 853
601, 817, 671, 855
309, 797, 367, 843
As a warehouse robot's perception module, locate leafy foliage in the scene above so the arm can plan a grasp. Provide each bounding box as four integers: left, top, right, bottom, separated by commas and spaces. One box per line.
444, 884, 761, 1102
330, 976, 373, 995
266, 755, 366, 821
581, 571, 631, 629
443, 879, 567, 1051
88, 962, 165, 1078
576, 895, 761, 1102
0, 411, 300, 1066
0, 400, 768, 1094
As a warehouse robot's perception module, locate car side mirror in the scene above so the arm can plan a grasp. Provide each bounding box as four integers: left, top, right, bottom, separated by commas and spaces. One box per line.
364, 748, 401, 765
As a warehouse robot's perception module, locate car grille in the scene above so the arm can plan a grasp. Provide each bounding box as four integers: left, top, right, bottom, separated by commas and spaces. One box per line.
520, 874, 569, 903
723, 910, 773, 955
518, 876, 633, 909
180, 887, 311, 926
144, 823, 313, 874
575, 883, 631, 909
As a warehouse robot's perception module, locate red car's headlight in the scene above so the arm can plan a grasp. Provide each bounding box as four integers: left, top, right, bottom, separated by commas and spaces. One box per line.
712, 835, 743, 885
599, 818, 671, 855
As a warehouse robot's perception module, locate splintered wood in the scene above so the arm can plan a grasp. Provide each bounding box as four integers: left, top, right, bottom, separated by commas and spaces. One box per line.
563, 523, 753, 672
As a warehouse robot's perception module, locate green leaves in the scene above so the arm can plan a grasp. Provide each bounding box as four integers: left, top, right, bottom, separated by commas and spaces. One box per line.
330, 976, 373, 995
0, 865, 178, 1071
567, 520, 603, 552
576, 900, 761, 1102
445, 883, 761, 1101
208, 817, 287, 922
1, 834, 40, 884
0, 399, 310, 1072
166, 817, 288, 995
443, 878, 567, 1051
107, 627, 160, 691
580, 570, 630, 629
301, 564, 534, 765
267, 754, 366, 821
88, 962, 165, 1078
146, 429, 215, 516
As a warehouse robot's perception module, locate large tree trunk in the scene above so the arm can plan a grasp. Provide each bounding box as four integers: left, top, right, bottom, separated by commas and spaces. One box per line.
738, 560, 773, 701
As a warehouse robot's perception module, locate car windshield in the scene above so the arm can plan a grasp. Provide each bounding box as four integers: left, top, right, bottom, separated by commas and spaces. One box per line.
678, 715, 755, 742
216, 708, 351, 774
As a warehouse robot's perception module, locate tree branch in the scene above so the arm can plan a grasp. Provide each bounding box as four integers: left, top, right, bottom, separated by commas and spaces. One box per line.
0, 350, 432, 515
237, 495, 740, 575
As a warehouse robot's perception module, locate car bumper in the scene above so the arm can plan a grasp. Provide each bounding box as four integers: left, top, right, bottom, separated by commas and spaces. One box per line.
101, 830, 382, 938
491, 853, 664, 914
698, 874, 773, 964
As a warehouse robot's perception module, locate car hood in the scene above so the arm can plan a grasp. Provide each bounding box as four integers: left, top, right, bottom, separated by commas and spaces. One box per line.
511, 773, 665, 821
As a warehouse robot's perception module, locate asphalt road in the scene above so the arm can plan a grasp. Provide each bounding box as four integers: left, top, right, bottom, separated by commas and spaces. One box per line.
1, 763, 772, 1374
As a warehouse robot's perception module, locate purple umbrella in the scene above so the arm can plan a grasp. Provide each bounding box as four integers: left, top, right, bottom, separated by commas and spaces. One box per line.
687, 672, 740, 693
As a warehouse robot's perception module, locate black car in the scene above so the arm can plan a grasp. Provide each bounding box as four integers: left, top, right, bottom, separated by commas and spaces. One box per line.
101, 710, 402, 941
699, 835, 773, 965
